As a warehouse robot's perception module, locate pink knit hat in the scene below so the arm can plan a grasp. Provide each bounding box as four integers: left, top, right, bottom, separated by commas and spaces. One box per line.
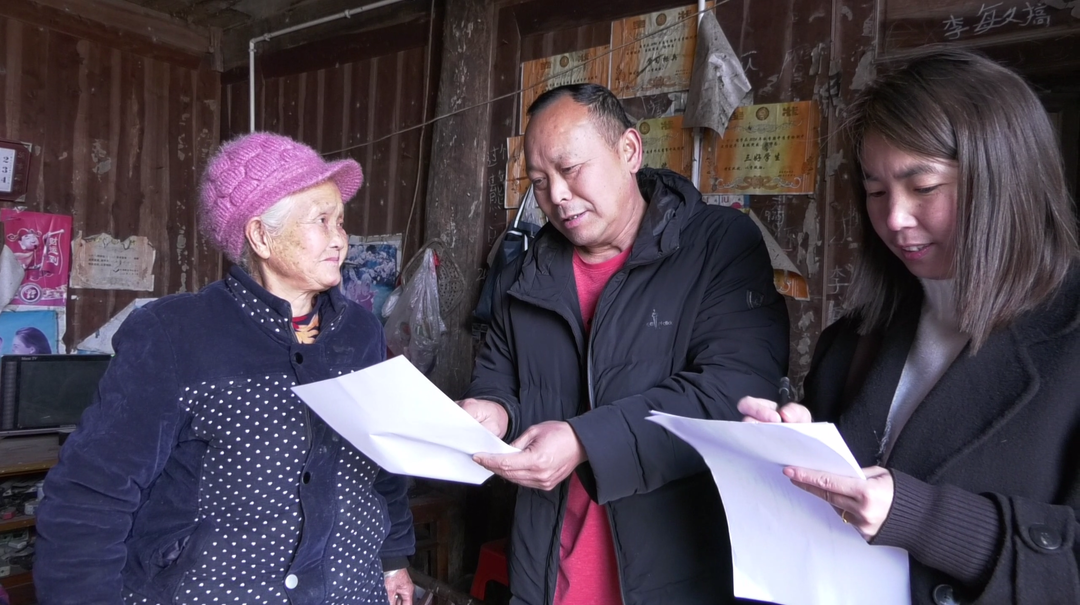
199, 132, 364, 263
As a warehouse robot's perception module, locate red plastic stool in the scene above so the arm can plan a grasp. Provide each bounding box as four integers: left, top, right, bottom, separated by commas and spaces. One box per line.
470, 538, 509, 600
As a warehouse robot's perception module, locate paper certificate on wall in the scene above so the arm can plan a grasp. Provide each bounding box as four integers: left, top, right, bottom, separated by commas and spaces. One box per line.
610, 4, 711, 99
700, 101, 821, 195
638, 115, 694, 177
519, 46, 610, 135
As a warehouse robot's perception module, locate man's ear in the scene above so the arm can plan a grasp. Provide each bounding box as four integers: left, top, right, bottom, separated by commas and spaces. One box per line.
621, 128, 644, 173
245, 218, 273, 261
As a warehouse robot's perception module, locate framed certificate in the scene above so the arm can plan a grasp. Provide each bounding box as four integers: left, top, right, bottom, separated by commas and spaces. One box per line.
0, 140, 33, 202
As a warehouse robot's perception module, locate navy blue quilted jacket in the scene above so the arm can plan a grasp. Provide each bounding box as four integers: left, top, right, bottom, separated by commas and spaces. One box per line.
35, 266, 414, 604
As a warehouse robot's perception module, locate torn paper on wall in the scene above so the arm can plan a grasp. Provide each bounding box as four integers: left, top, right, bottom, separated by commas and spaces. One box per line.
75, 297, 157, 354
684, 10, 752, 136
749, 209, 810, 301
704, 198, 809, 300
71, 233, 156, 291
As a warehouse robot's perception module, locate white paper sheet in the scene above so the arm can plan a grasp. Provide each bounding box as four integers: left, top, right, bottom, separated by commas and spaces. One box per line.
647, 412, 909, 605
291, 356, 518, 484
75, 298, 157, 354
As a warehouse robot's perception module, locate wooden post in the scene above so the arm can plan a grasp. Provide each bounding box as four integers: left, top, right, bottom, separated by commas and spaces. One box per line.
422, 0, 494, 398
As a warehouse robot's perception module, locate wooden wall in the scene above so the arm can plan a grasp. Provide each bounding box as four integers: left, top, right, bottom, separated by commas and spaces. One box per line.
0, 6, 220, 350
219, 14, 438, 258
482, 0, 876, 387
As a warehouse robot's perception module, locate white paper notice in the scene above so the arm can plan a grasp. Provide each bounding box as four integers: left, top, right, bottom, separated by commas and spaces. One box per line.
647, 412, 909, 605
292, 356, 518, 484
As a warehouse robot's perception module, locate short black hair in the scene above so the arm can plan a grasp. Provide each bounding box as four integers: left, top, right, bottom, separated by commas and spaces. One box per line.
527, 83, 634, 148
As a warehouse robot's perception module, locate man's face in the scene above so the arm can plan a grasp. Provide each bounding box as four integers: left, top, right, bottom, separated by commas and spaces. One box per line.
524, 96, 643, 256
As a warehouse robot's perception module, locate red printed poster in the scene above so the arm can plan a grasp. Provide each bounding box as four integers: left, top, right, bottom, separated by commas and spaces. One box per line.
1, 209, 72, 307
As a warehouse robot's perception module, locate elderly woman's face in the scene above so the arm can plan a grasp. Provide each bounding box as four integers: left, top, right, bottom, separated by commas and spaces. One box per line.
264, 181, 347, 296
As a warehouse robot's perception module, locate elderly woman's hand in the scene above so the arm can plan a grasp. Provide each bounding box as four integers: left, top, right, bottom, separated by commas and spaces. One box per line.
737, 396, 813, 423
384, 568, 414, 605
784, 465, 895, 539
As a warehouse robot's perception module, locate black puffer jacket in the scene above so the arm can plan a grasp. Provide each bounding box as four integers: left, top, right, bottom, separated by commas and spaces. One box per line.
465, 168, 790, 605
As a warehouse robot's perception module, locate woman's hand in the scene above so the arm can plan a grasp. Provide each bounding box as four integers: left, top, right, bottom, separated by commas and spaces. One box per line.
384, 568, 414, 605
785, 465, 895, 539
737, 396, 813, 423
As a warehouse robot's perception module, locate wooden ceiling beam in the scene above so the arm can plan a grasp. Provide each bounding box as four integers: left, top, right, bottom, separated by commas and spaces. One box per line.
0, 0, 217, 68
218, 0, 431, 71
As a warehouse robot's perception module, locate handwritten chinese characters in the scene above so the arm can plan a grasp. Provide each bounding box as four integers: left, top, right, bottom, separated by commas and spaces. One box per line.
943, 2, 1052, 39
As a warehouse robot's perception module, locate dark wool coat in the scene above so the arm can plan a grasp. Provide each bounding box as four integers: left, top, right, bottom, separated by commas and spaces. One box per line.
804, 267, 1080, 605
35, 267, 414, 605
465, 168, 790, 605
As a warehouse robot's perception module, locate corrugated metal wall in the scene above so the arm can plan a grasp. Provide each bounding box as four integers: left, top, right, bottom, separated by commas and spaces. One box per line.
0, 14, 220, 349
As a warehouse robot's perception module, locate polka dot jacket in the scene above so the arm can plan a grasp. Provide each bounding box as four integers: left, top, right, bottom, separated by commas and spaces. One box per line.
35, 266, 415, 605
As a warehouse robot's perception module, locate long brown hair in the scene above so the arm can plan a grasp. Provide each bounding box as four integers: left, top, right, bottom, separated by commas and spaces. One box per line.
844, 48, 1078, 351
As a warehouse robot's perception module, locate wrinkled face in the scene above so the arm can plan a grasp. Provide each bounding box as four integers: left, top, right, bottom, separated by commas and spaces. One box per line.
524, 96, 642, 255
862, 132, 959, 280
263, 181, 347, 297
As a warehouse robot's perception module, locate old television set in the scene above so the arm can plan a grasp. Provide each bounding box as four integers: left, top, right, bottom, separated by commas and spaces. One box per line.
0, 354, 112, 437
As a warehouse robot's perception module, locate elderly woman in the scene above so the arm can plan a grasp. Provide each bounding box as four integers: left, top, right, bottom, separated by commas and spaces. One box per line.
35, 133, 415, 604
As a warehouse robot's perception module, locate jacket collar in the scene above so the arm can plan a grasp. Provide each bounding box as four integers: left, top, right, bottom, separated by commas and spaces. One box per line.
225, 265, 347, 343
842, 265, 1080, 479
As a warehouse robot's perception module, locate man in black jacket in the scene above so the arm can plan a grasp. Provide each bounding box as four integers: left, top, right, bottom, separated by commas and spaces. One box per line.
462, 83, 789, 605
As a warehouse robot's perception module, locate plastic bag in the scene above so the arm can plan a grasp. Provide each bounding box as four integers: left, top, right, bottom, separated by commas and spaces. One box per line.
384, 248, 446, 374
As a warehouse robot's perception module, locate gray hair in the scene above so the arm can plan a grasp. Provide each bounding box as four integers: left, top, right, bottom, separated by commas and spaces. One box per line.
239, 194, 300, 272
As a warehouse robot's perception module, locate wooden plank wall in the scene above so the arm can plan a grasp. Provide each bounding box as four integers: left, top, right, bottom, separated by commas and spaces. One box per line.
219, 43, 433, 257
485, 0, 877, 387
0, 12, 221, 350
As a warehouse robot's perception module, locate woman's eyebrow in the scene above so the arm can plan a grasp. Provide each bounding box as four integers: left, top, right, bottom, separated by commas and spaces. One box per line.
863, 162, 943, 182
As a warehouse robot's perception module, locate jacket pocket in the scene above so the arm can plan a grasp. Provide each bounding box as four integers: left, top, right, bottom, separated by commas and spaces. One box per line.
126, 517, 217, 602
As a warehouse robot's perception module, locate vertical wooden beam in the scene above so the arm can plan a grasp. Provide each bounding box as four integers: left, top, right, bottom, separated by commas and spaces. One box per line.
422, 0, 495, 397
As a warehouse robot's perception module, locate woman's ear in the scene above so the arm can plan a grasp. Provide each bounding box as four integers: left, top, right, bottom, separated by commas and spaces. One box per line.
245, 218, 273, 261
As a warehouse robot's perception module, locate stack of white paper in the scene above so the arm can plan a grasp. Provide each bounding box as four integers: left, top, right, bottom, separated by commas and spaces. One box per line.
292, 356, 518, 484
647, 412, 909, 605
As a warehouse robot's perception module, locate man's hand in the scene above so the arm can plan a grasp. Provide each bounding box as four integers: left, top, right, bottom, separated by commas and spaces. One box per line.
473, 421, 586, 490
785, 465, 895, 539
384, 568, 414, 605
737, 395, 813, 423
459, 398, 509, 439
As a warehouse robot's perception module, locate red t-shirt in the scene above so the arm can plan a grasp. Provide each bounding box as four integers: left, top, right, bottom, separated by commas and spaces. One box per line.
553, 247, 632, 605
